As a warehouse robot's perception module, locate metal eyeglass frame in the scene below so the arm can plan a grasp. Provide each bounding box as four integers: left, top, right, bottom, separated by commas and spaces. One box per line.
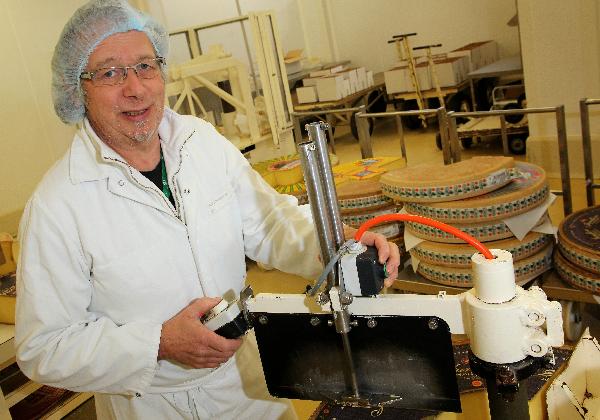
80, 57, 166, 85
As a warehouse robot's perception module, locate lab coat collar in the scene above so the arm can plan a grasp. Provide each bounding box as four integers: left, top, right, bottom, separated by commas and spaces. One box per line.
69, 108, 193, 185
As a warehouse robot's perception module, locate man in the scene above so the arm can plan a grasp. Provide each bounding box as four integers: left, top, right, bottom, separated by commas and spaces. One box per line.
15, 1, 400, 419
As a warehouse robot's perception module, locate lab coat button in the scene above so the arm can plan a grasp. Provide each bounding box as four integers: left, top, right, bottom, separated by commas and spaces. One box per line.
118, 180, 125, 186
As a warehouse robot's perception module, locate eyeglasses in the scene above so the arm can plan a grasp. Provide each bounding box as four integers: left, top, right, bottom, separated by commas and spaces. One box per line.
80, 57, 166, 86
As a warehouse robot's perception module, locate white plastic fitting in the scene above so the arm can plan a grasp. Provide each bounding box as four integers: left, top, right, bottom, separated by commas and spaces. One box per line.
471, 249, 516, 304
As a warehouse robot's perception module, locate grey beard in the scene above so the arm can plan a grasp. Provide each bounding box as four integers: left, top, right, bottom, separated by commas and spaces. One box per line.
131, 121, 156, 143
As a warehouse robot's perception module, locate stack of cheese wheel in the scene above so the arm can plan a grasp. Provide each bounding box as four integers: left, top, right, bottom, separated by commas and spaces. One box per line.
554, 205, 600, 294
252, 153, 339, 205
380, 156, 554, 288
334, 157, 406, 252
337, 180, 402, 241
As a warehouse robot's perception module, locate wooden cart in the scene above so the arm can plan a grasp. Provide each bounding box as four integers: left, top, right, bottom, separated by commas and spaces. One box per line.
291, 72, 387, 145
452, 115, 529, 155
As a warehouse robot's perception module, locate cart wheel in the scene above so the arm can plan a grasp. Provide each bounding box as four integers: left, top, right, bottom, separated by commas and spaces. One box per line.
394, 100, 421, 129
366, 90, 387, 114
508, 136, 527, 155
461, 138, 473, 149
503, 102, 524, 124
561, 300, 584, 342
518, 93, 527, 109
350, 112, 374, 140
447, 94, 471, 112
474, 78, 497, 110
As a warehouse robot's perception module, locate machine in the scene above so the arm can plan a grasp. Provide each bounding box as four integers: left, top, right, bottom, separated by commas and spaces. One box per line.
204, 122, 564, 419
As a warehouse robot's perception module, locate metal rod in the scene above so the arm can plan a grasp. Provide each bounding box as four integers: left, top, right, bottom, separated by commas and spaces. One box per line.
325, 114, 336, 154
395, 114, 407, 160
452, 106, 556, 118
449, 116, 461, 163
234, 1, 259, 96
469, 78, 477, 111
500, 116, 509, 156
291, 107, 362, 118
580, 99, 596, 206
555, 105, 573, 216
358, 108, 440, 118
169, 15, 249, 34
339, 322, 360, 398
292, 115, 303, 146
356, 106, 374, 159
307, 123, 346, 263
485, 379, 530, 420
301, 122, 360, 400
298, 141, 336, 290
437, 107, 451, 164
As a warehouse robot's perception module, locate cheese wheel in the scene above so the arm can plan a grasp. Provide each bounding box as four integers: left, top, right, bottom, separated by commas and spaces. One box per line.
557, 205, 600, 275
267, 158, 303, 185
404, 162, 548, 223
341, 203, 399, 228
410, 232, 553, 268
252, 153, 337, 206
407, 219, 514, 243
417, 243, 553, 288
554, 249, 600, 295
380, 156, 515, 203
333, 156, 405, 186
337, 180, 394, 213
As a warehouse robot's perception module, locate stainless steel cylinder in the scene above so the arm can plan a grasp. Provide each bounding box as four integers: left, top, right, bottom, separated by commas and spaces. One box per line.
298, 140, 336, 290
306, 122, 346, 257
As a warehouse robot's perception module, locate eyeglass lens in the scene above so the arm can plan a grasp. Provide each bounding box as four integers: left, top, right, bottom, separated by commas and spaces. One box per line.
92, 59, 162, 85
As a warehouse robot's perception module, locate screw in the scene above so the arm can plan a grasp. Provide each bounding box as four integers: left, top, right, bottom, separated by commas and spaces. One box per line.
428, 318, 439, 330
316, 293, 330, 305
367, 318, 377, 328
310, 317, 321, 326
258, 315, 268, 325
339, 292, 353, 305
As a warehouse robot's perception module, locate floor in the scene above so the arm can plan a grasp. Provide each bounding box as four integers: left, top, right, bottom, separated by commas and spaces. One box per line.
46, 118, 600, 419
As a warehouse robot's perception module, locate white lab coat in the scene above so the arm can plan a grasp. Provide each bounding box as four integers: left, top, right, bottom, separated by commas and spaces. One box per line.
15, 108, 321, 419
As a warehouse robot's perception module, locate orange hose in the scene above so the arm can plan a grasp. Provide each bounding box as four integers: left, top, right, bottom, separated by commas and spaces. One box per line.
354, 213, 495, 260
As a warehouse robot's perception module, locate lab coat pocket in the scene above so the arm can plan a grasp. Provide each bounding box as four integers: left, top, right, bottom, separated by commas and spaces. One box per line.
90, 243, 185, 323
207, 188, 235, 215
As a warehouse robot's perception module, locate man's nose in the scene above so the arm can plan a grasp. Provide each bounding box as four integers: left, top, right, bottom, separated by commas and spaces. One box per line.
121, 68, 145, 96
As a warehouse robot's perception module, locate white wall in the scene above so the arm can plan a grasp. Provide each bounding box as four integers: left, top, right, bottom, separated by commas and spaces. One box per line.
519, 0, 600, 178
0, 0, 84, 225
145, 0, 306, 70
326, 0, 521, 74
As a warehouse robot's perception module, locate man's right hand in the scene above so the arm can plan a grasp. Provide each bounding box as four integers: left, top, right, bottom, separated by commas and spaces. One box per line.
158, 297, 242, 369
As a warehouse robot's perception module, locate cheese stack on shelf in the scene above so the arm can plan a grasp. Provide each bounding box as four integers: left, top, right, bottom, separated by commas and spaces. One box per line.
252, 153, 340, 205
380, 156, 554, 288
333, 157, 406, 251
554, 205, 600, 294
337, 180, 401, 241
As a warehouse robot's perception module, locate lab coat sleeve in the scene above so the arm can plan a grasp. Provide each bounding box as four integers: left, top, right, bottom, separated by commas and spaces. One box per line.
15, 195, 161, 395
216, 136, 322, 279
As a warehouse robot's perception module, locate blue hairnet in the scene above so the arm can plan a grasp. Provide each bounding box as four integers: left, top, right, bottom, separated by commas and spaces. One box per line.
51, 0, 169, 124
